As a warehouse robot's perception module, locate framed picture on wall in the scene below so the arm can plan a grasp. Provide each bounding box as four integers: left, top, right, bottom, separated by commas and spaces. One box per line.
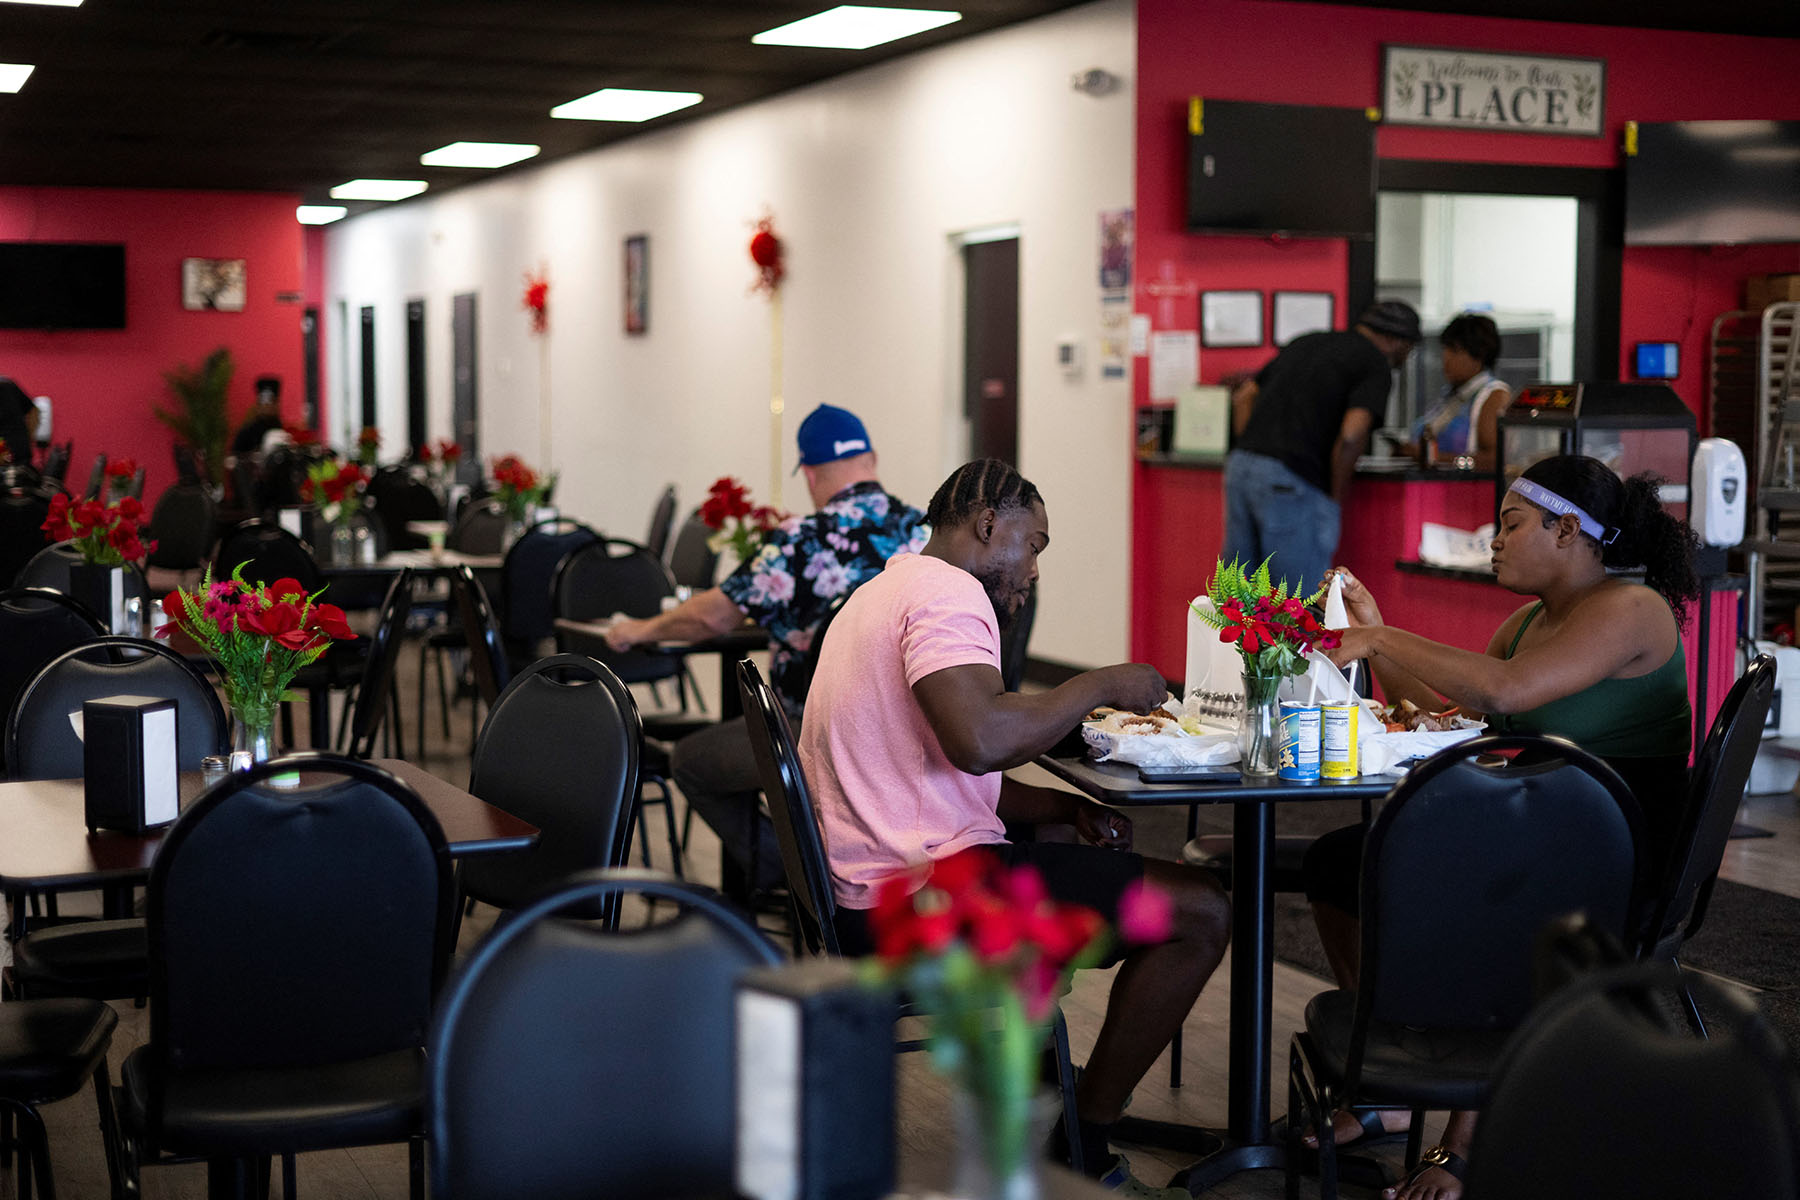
181, 258, 246, 311
1273, 291, 1335, 346
624, 234, 648, 334
1200, 290, 1263, 348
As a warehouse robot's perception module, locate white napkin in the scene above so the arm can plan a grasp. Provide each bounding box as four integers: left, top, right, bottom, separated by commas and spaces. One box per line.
1323, 573, 1350, 630
1279, 652, 1355, 706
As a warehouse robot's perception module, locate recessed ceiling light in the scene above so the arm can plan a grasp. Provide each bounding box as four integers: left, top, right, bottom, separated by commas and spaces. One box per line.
550, 88, 702, 123
0, 1, 84, 8
752, 5, 961, 50
0, 64, 35, 93
296, 205, 348, 225
329, 179, 428, 202
419, 142, 541, 169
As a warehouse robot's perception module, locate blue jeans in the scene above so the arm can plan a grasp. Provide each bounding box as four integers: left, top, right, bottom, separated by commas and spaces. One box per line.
1221, 450, 1340, 597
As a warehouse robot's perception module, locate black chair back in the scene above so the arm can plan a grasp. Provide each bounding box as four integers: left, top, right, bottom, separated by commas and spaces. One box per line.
171, 443, 200, 487
0, 488, 53, 587
452, 565, 510, 708
6, 636, 229, 779
368, 468, 443, 551
144, 483, 218, 571
345, 570, 417, 758
127, 465, 146, 500
1642, 655, 1777, 959
500, 519, 603, 651
144, 756, 452, 1084
644, 484, 677, 561
551, 537, 678, 685
427, 869, 779, 1200
214, 518, 321, 594
448, 499, 508, 555
666, 510, 718, 590
463, 654, 642, 911
1464, 961, 1800, 1199
0, 587, 105, 772
736, 658, 839, 955
254, 445, 310, 515
41, 440, 70, 484
1353, 734, 1644, 1059
81, 453, 107, 501
1000, 581, 1037, 693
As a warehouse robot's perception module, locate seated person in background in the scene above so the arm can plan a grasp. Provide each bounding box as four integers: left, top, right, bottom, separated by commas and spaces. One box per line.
230, 392, 285, 455
1406, 313, 1510, 471
799, 458, 1231, 1196
605, 404, 926, 899
1302, 453, 1698, 1200
0, 376, 38, 465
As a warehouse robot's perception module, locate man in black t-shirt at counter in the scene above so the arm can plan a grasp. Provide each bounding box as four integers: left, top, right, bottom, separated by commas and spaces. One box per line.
1222, 300, 1419, 594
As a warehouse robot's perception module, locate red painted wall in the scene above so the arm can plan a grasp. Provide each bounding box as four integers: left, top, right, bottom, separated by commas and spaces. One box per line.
0, 187, 305, 508
1132, 0, 1800, 674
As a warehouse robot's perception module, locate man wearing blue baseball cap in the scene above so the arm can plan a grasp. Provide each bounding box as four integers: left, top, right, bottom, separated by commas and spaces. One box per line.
607, 403, 927, 900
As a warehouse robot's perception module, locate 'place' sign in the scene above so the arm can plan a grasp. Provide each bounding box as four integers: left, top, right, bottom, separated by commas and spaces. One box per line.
1382, 46, 1605, 138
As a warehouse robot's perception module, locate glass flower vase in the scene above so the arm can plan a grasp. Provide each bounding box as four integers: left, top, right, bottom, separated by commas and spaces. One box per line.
231, 716, 274, 772
1238, 671, 1282, 777
947, 1083, 1053, 1200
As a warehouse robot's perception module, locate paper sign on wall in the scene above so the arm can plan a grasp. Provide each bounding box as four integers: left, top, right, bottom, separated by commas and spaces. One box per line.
1149, 331, 1198, 402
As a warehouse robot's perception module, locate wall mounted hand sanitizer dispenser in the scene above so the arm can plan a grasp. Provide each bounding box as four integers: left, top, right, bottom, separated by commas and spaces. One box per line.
1691, 437, 1746, 548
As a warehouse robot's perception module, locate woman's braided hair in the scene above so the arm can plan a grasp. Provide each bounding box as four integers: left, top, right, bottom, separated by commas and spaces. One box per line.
925, 458, 1043, 530
1518, 454, 1700, 623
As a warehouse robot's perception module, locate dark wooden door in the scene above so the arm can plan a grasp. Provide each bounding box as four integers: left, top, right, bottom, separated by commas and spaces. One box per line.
963, 237, 1020, 465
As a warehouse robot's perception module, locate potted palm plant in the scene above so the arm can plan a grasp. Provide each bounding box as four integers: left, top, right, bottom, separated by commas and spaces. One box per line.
155, 347, 234, 494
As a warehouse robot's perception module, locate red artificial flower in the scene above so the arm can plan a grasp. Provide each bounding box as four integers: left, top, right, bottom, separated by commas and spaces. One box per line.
522, 268, 549, 334
106, 457, 137, 480
1218, 601, 1266, 655
306, 602, 355, 641
240, 599, 323, 652
1117, 879, 1174, 944
357, 426, 381, 448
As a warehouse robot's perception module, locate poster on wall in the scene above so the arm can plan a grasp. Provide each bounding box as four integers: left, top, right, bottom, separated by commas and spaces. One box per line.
181, 258, 246, 311
624, 234, 649, 334
1099, 208, 1133, 291
1099, 294, 1130, 380
1382, 45, 1604, 137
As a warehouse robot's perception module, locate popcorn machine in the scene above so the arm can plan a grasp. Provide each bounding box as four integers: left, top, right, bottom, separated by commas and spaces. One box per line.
1494, 382, 1697, 521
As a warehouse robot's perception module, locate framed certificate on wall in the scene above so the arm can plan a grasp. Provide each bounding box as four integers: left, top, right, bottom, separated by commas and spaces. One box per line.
1200, 290, 1263, 348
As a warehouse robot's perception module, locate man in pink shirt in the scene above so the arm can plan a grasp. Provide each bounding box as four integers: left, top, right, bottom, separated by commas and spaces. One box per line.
799, 458, 1230, 1196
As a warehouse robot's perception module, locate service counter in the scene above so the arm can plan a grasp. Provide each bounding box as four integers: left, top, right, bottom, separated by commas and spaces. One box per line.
1129, 454, 1738, 742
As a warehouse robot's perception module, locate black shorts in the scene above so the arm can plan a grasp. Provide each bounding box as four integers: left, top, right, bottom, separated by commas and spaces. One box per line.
834, 841, 1146, 963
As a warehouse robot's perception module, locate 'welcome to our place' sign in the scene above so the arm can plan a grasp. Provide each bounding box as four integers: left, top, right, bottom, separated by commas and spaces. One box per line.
1382, 45, 1604, 137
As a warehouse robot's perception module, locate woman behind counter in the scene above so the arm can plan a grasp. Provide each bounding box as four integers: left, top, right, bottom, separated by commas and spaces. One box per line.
1301, 453, 1699, 1200
1408, 313, 1511, 471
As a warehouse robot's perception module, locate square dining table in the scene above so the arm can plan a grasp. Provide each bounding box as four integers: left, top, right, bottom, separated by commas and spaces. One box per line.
0, 758, 537, 907
1031, 752, 1395, 1192
554, 617, 769, 720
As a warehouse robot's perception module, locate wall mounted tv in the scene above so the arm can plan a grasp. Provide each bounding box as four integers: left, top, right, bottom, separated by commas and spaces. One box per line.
1625, 120, 1800, 246
1186, 99, 1377, 239
0, 242, 128, 330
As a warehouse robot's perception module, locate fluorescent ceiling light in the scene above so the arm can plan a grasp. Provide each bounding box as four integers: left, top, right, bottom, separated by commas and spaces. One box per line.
0, 2, 84, 7
550, 88, 702, 123
0, 64, 35, 93
752, 5, 960, 50
296, 205, 348, 225
329, 179, 428, 202
420, 141, 541, 169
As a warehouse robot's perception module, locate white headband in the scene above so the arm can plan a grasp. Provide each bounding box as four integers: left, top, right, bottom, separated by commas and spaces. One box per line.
1507, 478, 1619, 545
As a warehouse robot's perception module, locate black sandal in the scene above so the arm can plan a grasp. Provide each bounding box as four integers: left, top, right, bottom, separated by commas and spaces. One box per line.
1384, 1144, 1467, 1198
1302, 1106, 1409, 1150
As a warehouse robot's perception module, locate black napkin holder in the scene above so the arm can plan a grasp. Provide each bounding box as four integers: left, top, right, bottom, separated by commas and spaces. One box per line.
735, 958, 896, 1200
83, 694, 181, 833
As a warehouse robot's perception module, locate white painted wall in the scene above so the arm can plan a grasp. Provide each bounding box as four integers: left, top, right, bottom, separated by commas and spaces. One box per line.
324, 0, 1136, 669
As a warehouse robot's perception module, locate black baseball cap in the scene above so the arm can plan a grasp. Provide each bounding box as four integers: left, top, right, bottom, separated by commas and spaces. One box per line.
1357, 300, 1422, 343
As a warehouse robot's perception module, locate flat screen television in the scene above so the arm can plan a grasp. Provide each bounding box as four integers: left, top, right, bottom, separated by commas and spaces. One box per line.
1186, 99, 1377, 239
0, 242, 128, 330
1625, 120, 1800, 246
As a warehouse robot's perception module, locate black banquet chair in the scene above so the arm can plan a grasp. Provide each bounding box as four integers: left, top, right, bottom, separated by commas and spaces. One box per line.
1286, 734, 1647, 1200
428, 869, 780, 1200
0, 587, 105, 776
144, 482, 219, 577
0, 487, 54, 591
0, 995, 123, 1200
460, 654, 643, 924
666, 509, 718, 592
1463, 960, 1800, 1199
119, 755, 454, 1200
644, 483, 677, 561
341, 569, 416, 759
1634, 654, 1776, 1032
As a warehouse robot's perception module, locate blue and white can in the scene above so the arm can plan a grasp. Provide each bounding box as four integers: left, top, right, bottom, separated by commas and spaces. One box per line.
1278, 702, 1321, 780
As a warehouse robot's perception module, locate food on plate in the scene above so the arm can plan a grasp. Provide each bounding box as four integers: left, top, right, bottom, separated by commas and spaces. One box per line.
1374, 699, 1465, 733
1097, 710, 1179, 736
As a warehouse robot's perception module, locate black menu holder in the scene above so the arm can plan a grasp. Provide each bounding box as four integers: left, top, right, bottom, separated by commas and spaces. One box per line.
735, 958, 896, 1200
83, 694, 180, 833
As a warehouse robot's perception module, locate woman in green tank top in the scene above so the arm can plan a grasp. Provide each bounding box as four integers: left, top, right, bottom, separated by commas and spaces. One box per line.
1297, 454, 1701, 1200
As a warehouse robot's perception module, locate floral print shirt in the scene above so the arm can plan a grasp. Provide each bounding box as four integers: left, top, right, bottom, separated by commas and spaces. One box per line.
720, 480, 927, 712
